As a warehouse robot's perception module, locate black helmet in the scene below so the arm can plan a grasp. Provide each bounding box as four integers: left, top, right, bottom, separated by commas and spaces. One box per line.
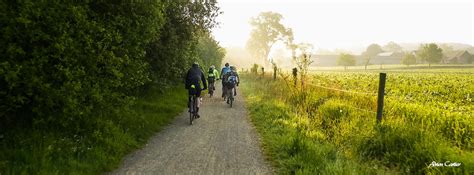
225, 63, 229, 67
192, 62, 199, 68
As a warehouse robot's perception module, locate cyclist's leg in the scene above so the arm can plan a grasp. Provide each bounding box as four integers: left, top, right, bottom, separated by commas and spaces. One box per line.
221, 81, 226, 98
212, 80, 216, 90
196, 89, 202, 117
231, 87, 235, 97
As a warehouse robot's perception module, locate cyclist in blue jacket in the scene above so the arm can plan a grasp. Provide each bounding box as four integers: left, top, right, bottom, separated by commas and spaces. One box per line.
222, 65, 240, 103
220, 63, 231, 98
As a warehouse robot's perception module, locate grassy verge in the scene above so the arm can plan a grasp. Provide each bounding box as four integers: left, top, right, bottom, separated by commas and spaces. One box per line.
0, 85, 187, 174
241, 75, 386, 174
241, 74, 472, 174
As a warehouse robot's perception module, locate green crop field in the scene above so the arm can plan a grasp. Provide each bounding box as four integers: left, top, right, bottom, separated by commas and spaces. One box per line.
242, 68, 473, 174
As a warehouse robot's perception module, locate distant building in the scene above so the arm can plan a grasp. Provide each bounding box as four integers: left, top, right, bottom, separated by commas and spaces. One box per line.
445, 50, 472, 64
311, 55, 339, 66
369, 52, 404, 65
311, 52, 404, 67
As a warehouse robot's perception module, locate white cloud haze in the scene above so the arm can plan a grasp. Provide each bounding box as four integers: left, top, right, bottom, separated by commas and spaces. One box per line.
212, 0, 473, 51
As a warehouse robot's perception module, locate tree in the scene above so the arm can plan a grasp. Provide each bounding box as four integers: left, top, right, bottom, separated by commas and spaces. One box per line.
337, 53, 356, 70
361, 44, 384, 70
246, 12, 293, 67
439, 44, 455, 63
401, 52, 416, 67
0, 0, 223, 172
416, 43, 443, 67
196, 32, 226, 71
145, 0, 221, 87
0, 0, 221, 137
383, 41, 403, 52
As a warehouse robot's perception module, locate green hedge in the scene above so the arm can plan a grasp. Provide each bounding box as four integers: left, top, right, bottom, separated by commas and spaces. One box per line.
0, 0, 224, 173
0, 0, 223, 132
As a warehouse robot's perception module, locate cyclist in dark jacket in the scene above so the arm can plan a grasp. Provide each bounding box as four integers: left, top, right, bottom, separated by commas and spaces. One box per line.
185, 62, 207, 117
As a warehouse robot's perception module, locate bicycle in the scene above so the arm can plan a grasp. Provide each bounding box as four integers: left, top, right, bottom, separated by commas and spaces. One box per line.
226, 85, 235, 108
188, 94, 198, 125
208, 78, 216, 98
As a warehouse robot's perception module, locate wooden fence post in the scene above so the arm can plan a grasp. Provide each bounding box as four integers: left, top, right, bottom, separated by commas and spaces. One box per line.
376, 73, 386, 123
292, 68, 298, 86
273, 67, 277, 80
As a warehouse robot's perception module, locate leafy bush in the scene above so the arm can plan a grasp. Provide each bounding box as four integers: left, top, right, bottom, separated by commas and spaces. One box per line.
0, 0, 165, 132
0, 0, 224, 173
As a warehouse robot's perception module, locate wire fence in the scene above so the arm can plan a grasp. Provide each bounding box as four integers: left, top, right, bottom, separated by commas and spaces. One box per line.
308, 82, 378, 96
307, 81, 379, 115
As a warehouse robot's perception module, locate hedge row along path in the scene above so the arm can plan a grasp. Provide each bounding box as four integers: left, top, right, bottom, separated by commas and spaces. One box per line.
110, 82, 273, 174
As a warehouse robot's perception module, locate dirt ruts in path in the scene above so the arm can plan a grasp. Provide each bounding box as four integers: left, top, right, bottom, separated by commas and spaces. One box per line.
110, 82, 272, 174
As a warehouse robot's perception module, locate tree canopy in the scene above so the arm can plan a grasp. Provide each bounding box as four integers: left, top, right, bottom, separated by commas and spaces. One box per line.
246, 12, 293, 66
401, 52, 417, 66
383, 41, 403, 52
337, 53, 356, 70
361, 44, 384, 69
416, 43, 443, 67
0, 0, 224, 135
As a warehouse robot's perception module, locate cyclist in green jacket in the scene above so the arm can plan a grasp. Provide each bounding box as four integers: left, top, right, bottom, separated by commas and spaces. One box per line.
207, 65, 220, 92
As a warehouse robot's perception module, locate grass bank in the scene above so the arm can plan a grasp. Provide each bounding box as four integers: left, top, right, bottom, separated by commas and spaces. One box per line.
241, 74, 472, 174
0, 86, 187, 174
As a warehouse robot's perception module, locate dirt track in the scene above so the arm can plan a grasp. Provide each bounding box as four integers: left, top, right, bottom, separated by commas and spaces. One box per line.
110, 82, 272, 174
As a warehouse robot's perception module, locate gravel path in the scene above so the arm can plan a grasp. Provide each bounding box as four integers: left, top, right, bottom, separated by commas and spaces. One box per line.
110, 82, 273, 175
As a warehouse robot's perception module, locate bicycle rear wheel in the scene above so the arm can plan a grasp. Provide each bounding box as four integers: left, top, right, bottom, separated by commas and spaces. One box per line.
189, 96, 195, 125
189, 110, 193, 125
229, 89, 234, 108
209, 86, 214, 97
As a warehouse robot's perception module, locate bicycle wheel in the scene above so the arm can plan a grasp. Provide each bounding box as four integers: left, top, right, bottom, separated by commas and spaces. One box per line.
209, 85, 214, 97
189, 96, 195, 125
189, 110, 193, 125
229, 89, 234, 108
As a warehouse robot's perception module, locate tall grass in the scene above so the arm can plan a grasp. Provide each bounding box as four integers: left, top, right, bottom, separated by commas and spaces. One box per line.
0, 85, 187, 174
241, 73, 473, 174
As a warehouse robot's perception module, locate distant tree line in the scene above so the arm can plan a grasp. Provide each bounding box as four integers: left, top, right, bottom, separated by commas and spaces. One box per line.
0, 1, 224, 132
338, 42, 470, 69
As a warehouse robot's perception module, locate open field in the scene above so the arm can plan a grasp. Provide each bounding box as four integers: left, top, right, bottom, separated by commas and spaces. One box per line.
241, 67, 473, 174
308, 64, 474, 71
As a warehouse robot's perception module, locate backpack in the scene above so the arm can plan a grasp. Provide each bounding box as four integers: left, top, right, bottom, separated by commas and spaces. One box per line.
208, 68, 215, 78
221, 67, 231, 75
227, 72, 237, 84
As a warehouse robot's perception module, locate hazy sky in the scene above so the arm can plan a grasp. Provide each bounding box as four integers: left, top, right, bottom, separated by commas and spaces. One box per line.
212, 0, 473, 51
